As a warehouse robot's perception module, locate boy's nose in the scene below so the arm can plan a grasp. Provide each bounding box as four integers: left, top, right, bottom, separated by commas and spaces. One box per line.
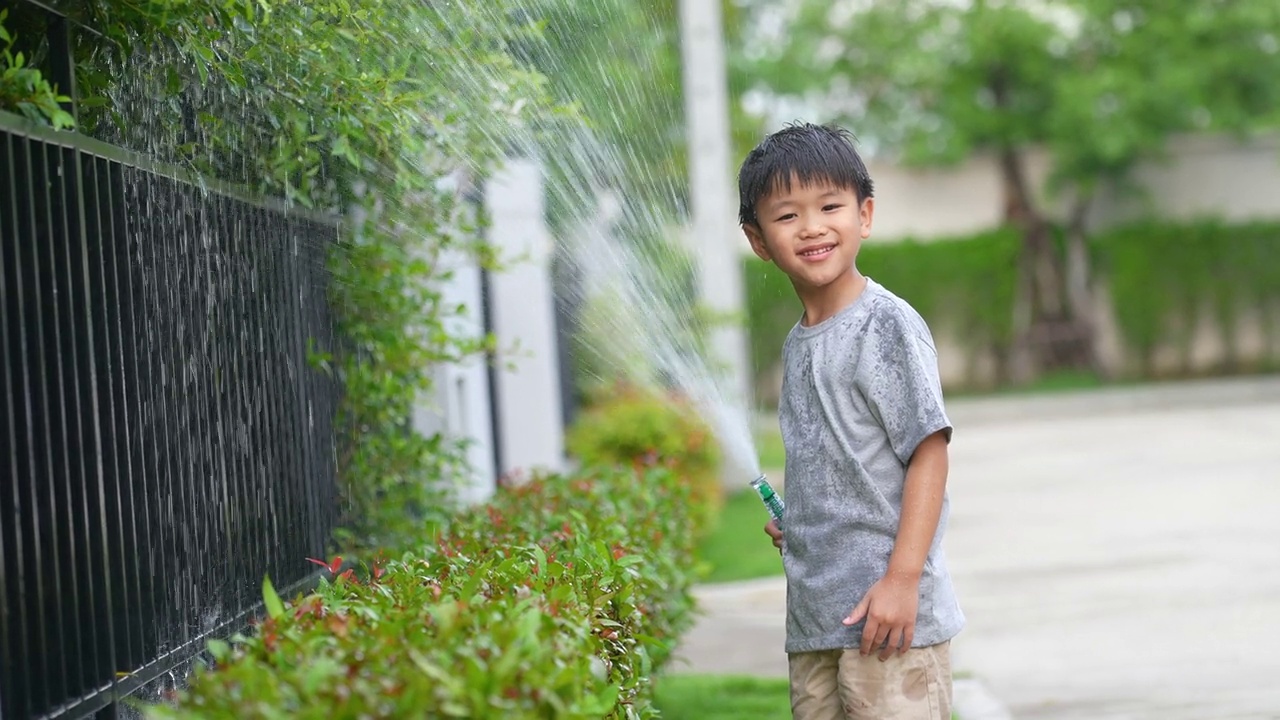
799, 221, 826, 238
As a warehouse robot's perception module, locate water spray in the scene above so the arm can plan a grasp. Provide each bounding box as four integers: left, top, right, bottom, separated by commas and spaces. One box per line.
750, 474, 785, 529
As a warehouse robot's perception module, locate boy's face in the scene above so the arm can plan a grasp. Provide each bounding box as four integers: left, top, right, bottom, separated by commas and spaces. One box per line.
743, 177, 873, 292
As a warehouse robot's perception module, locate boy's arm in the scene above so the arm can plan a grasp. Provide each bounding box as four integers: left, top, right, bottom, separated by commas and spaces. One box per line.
843, 432, 949, 660
887, 430, 950, 582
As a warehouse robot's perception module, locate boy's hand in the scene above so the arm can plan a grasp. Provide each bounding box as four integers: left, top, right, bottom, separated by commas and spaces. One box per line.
763, 519, 783, 555
842, 571, 920, 660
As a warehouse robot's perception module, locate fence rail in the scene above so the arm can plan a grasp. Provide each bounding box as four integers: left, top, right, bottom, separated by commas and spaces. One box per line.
0, 101, 344, 718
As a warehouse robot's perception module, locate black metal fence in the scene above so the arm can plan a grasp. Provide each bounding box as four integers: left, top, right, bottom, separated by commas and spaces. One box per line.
0, 104, 344, 717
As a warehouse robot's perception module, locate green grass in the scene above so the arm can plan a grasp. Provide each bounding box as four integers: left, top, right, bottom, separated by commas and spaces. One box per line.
756, 427, 787, 470
695, 424, 788, 584
654, 674, 962, 720
697, 488, 786, 584
654, 674, 792, 719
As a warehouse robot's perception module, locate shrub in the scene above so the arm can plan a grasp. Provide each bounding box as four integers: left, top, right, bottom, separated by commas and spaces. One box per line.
144, 466, 698, 720
566, 386, 723, 537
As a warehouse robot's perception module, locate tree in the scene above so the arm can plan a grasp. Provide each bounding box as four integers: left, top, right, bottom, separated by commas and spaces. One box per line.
738, 0, 1280, 381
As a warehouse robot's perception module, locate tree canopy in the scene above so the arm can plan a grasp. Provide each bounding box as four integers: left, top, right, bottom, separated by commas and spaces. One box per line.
746, 0, 1280, 188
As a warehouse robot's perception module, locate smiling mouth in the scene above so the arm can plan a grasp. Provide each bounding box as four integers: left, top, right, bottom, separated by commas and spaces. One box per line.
799, 244, 836, 259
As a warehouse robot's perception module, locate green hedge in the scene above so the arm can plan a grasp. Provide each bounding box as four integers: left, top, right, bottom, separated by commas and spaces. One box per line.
744, 220, 1280, 388
145, 465, 699, 719
1102, 219, 1280, 373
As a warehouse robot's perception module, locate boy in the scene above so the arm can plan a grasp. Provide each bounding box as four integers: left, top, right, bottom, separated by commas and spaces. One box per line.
738, 123, 963, 720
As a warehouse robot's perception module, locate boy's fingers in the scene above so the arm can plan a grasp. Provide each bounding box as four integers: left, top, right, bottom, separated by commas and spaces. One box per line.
869, 624, 891, 657
900, 628, 914, 655
879, 627, 903, 661
842, 597, 869, 626
859, 618, 879, 656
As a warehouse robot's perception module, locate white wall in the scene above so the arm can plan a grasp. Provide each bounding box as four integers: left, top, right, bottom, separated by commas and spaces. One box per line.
485, 158, 567, 480
410, 188, 498, 505
853, 132, 1280, 244
1092, 133, 1280, 226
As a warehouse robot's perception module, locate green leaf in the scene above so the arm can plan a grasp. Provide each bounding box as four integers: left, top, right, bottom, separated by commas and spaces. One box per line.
261, 575, 285, 619
206, 638, 231, 662
531, 544, 547, 576
299, 657, 342, 695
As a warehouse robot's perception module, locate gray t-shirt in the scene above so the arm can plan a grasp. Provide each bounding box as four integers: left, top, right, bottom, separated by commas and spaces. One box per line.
778, 278, 964, 654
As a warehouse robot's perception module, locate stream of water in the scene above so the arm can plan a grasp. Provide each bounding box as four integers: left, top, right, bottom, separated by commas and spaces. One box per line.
497, 4, 765, 483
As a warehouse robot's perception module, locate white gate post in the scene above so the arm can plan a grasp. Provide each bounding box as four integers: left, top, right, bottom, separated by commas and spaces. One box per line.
485, 158, 566, 480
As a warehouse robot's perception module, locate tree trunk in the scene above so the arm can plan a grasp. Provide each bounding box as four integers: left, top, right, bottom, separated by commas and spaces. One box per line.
1063, 191, 1108, 378
996, 147, 1108, 381
997, 146, 1060, 383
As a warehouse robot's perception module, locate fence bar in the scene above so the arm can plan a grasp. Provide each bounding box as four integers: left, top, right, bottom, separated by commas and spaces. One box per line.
51, 138, 89, 708
1, 126, 32, 719
83, 152, 127, 696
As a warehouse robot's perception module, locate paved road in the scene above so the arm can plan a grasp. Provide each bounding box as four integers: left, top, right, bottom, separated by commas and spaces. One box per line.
673, 376, 1280, 720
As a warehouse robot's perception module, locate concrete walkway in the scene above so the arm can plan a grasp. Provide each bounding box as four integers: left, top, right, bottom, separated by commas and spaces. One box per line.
672, 375, 1280, 719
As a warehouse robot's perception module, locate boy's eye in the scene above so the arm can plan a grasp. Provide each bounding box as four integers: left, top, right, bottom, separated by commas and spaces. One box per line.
823, 204, 844, 212
775, 213, 797, 222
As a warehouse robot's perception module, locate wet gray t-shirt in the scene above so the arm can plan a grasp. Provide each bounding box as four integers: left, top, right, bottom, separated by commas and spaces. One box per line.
778, 278, 964, 654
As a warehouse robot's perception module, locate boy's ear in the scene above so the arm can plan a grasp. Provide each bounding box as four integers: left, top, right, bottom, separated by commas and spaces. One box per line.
743, 223, 772, 262
859, 197, 875, 239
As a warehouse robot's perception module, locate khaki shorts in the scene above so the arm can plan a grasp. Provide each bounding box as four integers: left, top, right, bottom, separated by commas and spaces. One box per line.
788, 641, 953, 720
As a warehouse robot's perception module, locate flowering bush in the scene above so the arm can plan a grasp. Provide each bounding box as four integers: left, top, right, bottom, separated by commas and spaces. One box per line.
566, 386, 723, 537
145, 466, 698, 719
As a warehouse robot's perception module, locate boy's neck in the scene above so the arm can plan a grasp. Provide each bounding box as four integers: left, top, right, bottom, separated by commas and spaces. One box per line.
797, 268, 868, 327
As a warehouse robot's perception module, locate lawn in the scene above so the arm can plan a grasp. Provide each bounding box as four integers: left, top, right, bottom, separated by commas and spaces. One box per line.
654, 674, 961, 719
654, 674, 792, 719
693, 425, 789, 584
697, 487, 786, 584
756, 426, 787, 470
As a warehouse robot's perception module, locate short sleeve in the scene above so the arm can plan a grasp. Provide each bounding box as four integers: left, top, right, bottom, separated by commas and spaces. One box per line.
858, 307, 953, 465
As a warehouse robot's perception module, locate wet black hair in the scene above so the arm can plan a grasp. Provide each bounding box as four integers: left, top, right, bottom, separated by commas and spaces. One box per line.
737, 122, 874, 227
